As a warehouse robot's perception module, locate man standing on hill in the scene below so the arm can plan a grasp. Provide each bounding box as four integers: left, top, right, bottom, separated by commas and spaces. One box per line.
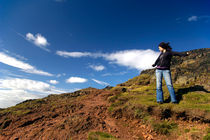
152, 42, 188, 104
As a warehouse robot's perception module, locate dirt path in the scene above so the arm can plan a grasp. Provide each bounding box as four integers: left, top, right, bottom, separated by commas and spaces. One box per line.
0, 89, 157, 140
74, 89, 155, 140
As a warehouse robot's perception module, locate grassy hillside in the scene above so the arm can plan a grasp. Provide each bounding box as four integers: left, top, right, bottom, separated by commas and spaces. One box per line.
109, 48, 210, 116
106, 48, 210, 139
0, 48, 209, 140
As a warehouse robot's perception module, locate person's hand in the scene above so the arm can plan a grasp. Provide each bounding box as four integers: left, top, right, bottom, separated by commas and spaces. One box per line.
152, 64, 156, 67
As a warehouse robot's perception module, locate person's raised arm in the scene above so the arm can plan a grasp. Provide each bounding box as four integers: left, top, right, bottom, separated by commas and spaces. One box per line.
172, 51, 189, 57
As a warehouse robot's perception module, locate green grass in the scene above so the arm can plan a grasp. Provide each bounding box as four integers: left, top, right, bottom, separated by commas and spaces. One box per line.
203, 134, 210, 140
0, 99, 46, 116
134, 108, 150, 119
108, 95, 121, 103
109, 83, 210, 113
182, 92, 210, 104
88, 131, 117, 140
174, 91, 210, 112
203, 127, 210, 140
152, 120, 178, 135
107, 82, 210, 136
184, 129, 190, 133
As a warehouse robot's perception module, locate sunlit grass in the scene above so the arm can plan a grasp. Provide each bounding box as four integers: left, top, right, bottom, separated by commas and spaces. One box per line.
109, 82, 210, 114
88, 131, 117, 140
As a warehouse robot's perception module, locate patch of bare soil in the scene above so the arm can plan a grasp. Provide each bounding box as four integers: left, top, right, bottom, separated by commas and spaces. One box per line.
0, 89, 158, 140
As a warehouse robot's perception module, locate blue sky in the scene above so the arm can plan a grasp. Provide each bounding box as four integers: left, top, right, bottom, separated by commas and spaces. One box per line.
0, 0, 209, 108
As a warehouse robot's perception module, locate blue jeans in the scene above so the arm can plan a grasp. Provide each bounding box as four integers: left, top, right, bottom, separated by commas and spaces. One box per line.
155, 69, 177, 103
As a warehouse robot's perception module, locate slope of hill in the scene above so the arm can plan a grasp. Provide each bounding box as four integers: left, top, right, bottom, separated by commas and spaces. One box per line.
111, 48, 210, 118
0, 48, 209, 140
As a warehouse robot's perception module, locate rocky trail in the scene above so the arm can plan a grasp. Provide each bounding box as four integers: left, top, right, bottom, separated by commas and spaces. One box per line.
68, 89, 156, 139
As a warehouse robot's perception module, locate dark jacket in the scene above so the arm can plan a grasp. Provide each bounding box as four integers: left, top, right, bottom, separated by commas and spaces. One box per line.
153, 51, 187, 70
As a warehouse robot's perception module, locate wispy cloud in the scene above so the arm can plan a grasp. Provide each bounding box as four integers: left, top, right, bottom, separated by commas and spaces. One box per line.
56, 73, 66, 78
66, 77, 88, 83
89, 64, 105, 71
0, 69, 25, 78
1, 49, 28, 61
56, 49, 159, 71
0, 52, 53, 76
176, 15, 210, 23
0, 78, 76, 108
102, 71, 128, 77
188, 15, 210, 22
188, 16, 198, 22
23, 69, 53, 76
0, 52, 33, 69
56, 51, 93, 58
92, 78, 109, 86
26, 33, 50, 52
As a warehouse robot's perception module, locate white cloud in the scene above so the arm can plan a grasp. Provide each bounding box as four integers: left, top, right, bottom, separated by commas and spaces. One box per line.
92, 79, 109, 86
0, 78, 51, 92
49, 80, 59, 84
0, 78, 50, 108
23, 69, 53, 76
103, 49, 159, 70
66, 77, 88, 83
56, 49, 159, 71
56, 51, 92, 58
0, 52, 33, 69
89, 65, 105, 71
56, 51, 104, 58
26, 33, 50, 51
0, 78, 77, 108
0, 89, 41, 108
188, 16, 198, 22
0, 52, 53, 76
